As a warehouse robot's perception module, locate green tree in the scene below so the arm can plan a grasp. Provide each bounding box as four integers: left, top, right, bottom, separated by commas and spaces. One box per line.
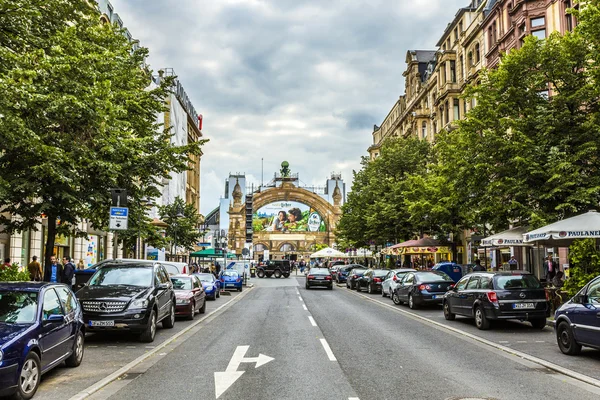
564, 239, 600, 297
159, 197, 203, 257
0, 6, 206, 268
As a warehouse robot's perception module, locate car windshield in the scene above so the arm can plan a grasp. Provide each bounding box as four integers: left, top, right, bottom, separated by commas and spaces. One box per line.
171, 277, 192, 290
162, 265, 180, 275
0, 291, 38, 324
197, 274, 214, 282
416, 272, 452, 282
373, 270, 388, 277
223, 271, 238, 277
495, 275, 541, 290
310, 268, 329, 274
89, 266, 152, 287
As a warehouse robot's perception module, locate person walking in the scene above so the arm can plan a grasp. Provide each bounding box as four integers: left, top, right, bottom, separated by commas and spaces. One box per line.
44, 256, 64, 283
77, 259, 85, 270
27, 256, 43, 281
544, 255, 557, 283
62, 256, 76, 288
508, 255, 519, 270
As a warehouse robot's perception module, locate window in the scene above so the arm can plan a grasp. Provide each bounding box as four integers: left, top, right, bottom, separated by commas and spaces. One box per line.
466, 276, 480, 290
454, 27, 459, 42
587, 278, 600, 304
564, 0, 574, 32
455, 276, 469, 291
459, 55, 464, 80
532, 29, 546, 40
479, 277, 492, 289
192, 276, 201, 289
254, 243, 267, 251
404, 274, 415, 284
56, 286, 77, 314
468, 51, 473, 67
459, 21, 463, 34
453, 99, 460, 120
450, 60, 456, 83
42, 289, 63, 320
421, 122, 427, 139
441, 62, 447, 83
445, 101, 449, 124
279, 243, 294, 252
531, 17, 545, 28
463, 99, 468, 115
475, 43, 481, 64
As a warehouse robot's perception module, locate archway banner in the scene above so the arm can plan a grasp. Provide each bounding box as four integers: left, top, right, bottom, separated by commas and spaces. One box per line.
253, 201, 326, 232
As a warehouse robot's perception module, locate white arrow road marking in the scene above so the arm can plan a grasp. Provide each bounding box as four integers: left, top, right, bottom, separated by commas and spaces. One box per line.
215, 346, 275, 399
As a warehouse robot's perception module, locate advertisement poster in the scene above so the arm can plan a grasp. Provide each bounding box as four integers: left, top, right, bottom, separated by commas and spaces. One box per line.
85, 236, 98, 268
253, 201, 326, 232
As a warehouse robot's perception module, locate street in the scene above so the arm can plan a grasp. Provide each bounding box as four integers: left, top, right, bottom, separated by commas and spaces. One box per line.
29, 276, 600, 400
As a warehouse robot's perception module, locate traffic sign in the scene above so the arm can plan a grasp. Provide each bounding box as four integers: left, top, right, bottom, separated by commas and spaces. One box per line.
109, 207, 129, 230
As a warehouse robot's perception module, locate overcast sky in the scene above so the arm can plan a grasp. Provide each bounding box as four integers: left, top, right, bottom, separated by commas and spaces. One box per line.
111, 0, 467, 215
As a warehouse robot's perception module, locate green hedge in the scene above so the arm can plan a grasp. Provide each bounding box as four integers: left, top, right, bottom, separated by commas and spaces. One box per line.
0, 264, 31, 282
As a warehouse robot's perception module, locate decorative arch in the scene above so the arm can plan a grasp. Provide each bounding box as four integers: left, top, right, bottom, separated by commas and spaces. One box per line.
279, 243, 295, 252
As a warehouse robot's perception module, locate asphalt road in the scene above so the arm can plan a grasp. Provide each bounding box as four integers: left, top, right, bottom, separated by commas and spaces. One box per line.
75, 276, 600, 400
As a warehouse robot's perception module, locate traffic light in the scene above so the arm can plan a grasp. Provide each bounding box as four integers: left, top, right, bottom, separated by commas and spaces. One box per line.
245, 196, 253, 243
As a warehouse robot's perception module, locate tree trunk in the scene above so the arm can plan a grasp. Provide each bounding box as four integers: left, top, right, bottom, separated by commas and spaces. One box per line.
44, 215, 57, 271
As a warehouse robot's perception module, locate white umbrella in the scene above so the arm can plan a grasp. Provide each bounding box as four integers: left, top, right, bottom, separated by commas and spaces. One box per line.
523, 210, 600, 246
309, 247, 348, 258
481, 226, 532, 247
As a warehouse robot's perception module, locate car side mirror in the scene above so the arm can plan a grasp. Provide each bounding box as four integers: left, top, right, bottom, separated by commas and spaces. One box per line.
44, 314, 65, 324
157, 283, 169, 290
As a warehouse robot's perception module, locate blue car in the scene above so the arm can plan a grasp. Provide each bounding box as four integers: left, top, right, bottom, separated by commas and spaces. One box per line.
555, 275, 600, 355
0, 282, 85, 399
194, 273, 221, 300
220, 270, 243, 292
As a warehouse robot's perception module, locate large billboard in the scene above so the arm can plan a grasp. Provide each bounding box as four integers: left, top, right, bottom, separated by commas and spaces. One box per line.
253, 201, 326, 232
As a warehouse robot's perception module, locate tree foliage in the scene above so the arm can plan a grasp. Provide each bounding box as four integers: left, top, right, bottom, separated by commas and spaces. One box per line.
0, 3, 207, 267
159, 196, 203, 255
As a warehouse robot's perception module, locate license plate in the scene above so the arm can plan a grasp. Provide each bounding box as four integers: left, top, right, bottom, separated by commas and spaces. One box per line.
89, 320, 114, 327
226, 283, 235, 287
432, 295, 444, 299
513, 303, 535, 309
315, 277, 324, 280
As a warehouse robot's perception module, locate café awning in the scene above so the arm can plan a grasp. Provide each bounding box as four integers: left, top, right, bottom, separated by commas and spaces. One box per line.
523, 210, 600, 246
480, 226, 532, 247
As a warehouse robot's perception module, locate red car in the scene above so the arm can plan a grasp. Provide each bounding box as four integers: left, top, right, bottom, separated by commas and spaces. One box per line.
170, 274, 206, 320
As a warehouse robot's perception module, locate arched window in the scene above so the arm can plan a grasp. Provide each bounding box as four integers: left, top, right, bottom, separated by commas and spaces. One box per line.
254, 243, 267, 252
421, 122, 427, 139
475, 43, 481, 64
279, 243, 295, 252
468, 51, 473, 67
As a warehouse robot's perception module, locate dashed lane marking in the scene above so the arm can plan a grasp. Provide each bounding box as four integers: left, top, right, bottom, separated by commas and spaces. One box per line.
320, 338, 337, 361
302, 304, 308, 311
298, 296, 303, 302
308, 316, 317, 327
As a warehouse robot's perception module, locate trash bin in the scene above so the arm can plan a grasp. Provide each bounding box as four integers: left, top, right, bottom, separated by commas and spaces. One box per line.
73, 269, 96, 292
250, 267, 256, 278
432, 262, 462, 283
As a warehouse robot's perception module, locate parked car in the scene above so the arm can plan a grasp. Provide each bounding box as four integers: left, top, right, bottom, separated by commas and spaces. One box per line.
255, 260, 291, 278
346, 267, 368, 290
554, 275, 600, 355
305, 268, 333, 290
356, 269, 389, 294
381, 268, 417, 298
443, 271, 549, 330
76, 262, 176, 343
336, 265, 360, 283
91, 259, 190, 275
392, 271, 454, 309
171, 274, 206, 320
220, 270, 243, 292
195, 273, 221, 300
0, 282, 85, 399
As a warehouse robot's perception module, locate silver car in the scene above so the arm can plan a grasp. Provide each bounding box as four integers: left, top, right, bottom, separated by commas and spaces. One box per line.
381, 268, 417, 298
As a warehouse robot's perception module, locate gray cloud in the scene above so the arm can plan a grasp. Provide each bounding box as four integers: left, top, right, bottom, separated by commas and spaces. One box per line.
111, 0, 467, 214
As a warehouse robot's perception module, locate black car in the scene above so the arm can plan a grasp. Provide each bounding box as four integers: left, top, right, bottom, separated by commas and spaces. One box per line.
336, 264, 364, 284
356, 269, 389, 294
393, 271, 454, 309
443, 271, 549, 330
256, 260, 291, 278
305, 268, 333, 290
346, 267, 368, 290
76, 262, 176, 342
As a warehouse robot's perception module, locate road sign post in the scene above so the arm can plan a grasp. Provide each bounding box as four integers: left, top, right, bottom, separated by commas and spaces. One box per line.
109, 207, 129, 230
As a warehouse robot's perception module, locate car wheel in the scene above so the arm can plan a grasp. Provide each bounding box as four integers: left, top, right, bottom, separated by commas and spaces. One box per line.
557, 321, 582, 355
530, 318, 547, 330
392, 291, 403, 305
305, 283, 310, 290
216, 289, 221, 298
140, 310, 157, 343
443, 301, 456, 321
238, 286, 242, 292
381, 287, 387, 297
16, 351, 41, 399
367, 283, 373, 294
328, 285, 333, 290
163, 303, 176, 329
283, 273, 290, 278
408, 294, 418, 309
65, 330, 85, 367
199, 298, 206, 314
257, 270, 265, 278
356, 283, 361, 292
474, 306, 490, 330
346, 281, 349, 289
188, 302, 195, 320
274, 270, 282, 279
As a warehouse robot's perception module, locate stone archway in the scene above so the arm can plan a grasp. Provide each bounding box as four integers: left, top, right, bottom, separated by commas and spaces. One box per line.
228, 181, 342, 257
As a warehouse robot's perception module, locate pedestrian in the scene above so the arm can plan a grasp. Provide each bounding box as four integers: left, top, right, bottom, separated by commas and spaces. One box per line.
508, 255, 518, 270
62, 256, 76, 288
2, 257, 11, 270
552, 270, 565, 288
215, 261, 221, 277
44, 255, 64, 283
77, 259, 85, 270
27, 255, 43, 281
544, 255, 557, 283
472, 259, 485, 272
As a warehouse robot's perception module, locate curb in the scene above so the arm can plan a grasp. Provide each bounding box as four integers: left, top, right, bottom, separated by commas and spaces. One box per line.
68, 286, 254, 400
347, 289, 600, 390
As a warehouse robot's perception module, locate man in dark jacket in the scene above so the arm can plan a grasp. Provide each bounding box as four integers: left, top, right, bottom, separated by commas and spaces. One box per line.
44, 256, 64, 283
62, 256, 75, 288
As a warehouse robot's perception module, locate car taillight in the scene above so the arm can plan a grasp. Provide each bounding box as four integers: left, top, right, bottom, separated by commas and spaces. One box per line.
449, 284, 455, 289
487, 291, 499, 305
220, 278, 224, 282
325, 276, 332, 280
392, 275, 397, 281
418, 284, 431, 291
307, 275, 315, 280
374, 278, 381, 283
236, 278, 241, 282
353, 275, 358, 279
